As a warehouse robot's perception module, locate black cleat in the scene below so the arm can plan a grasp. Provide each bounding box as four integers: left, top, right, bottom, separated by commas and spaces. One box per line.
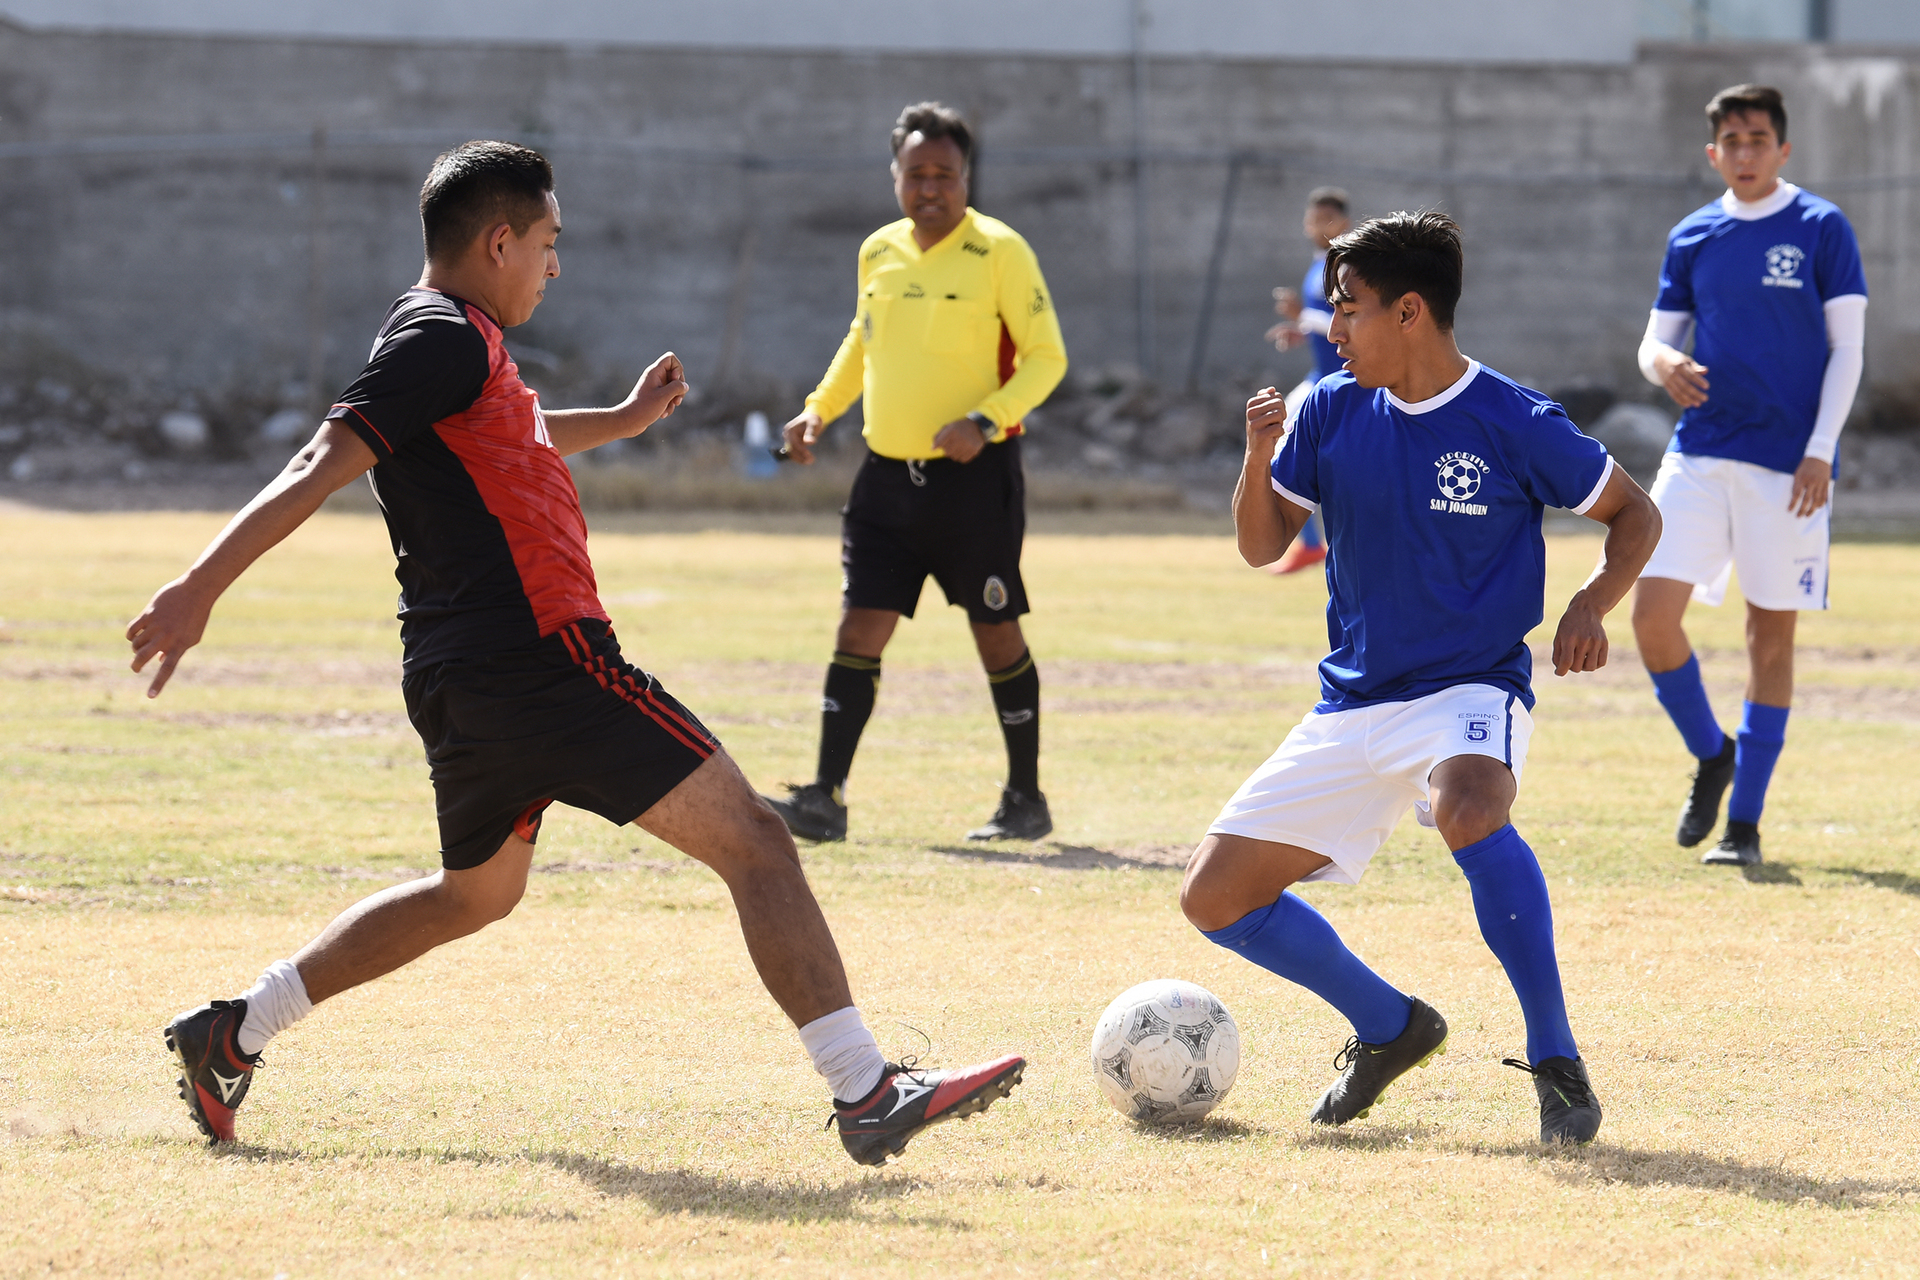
1308, 996, 1448, 1126
1702, 819, 1762, 866
1676, 736, 1737, 847
1504, 1055, 1603, 1144
966, 788, 1053, 841
763, 782, 847, 843
164, 998, 260, 1145
827, 1054, 1025, 1166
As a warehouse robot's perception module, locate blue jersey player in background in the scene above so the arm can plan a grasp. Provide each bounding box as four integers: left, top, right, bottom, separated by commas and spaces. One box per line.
1182, 211, 1662, 1144
1264, 187, 1352, 575
1630, 84, 1867, 868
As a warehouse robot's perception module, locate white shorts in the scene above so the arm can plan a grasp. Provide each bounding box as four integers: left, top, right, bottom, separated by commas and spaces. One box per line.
1208, 683, 1534, 886
1641, 452, 1829, 611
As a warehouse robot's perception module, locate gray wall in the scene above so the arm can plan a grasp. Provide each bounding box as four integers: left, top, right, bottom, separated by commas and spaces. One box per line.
0, 0, 1642, 64
1, 20, 1917, 426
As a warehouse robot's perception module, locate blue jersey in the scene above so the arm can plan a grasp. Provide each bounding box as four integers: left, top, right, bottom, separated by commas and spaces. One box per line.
1300, 254, 1343, 382
1654, 185, 1866, 474
1271, 363, 1612, 713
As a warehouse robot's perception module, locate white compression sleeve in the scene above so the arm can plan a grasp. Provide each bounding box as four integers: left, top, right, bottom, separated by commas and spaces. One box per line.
1297, 308, 1332, 338
1637, 309, 1693, 386
798, 1005, 887, 1103
235, 959, 312, 1056
1805, 294, 1868, 464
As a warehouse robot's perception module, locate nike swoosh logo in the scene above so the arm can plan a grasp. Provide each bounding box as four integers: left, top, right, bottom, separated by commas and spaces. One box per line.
211, 1069, 245, 1105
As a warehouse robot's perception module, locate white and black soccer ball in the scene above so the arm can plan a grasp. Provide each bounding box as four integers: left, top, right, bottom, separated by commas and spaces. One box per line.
1437, 458, 1482, 501
1089, 979, 1241, 1124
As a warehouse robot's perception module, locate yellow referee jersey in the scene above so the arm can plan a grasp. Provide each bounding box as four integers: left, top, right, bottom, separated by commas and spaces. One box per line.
804, 209, 1069, 460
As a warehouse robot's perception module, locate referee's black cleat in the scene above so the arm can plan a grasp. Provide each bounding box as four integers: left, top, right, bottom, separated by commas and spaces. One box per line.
966, 788, 1053, 841
1676, 736, 1737, 847
764, 781, 847, 843
827, 1054, 1025, 1167
1308, 996, 1448, 1126
164, 998, 261, 1145
1504, 1055, 1603, 1144
1702, 818, 1762, 867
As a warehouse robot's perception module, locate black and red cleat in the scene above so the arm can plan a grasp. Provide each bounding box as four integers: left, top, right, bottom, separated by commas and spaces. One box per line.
164, 998, 260, 1145
828, 1054, 1025, 1166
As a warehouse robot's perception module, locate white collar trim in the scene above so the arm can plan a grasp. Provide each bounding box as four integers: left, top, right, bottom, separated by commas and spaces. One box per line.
1720, 181, 1799, 222
1386, 359, 1480, 415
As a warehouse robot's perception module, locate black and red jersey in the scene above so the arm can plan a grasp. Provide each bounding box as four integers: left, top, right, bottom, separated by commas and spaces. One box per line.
326, 287, 607, 669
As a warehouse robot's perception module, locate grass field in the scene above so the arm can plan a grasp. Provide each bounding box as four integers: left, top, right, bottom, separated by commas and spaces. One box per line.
2, 505, 1917, 1278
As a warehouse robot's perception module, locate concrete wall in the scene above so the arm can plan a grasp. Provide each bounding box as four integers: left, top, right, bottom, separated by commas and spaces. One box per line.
1, 20, 1917, 429
0, 0, 1642, 64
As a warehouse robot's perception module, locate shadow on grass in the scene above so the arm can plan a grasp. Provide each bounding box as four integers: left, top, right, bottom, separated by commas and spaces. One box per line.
1741, 861, 1803, 885
1815, 865, 1920, 897
1519, 1141, 1916, 1208
214, 1143, 971, 1226
530, 1153, 973, 1227
1127, 1115, 1262, 1144
1294, 1122, 1445, 1152
929, 842, 1190, 871
1314, 1136, 1919, 1208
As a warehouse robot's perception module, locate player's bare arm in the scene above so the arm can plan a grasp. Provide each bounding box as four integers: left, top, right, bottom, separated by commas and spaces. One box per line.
1550, 466, 1661, 677
126, 421, 377, 698
1232, 387, 1308, 566
543, 351, 689, 456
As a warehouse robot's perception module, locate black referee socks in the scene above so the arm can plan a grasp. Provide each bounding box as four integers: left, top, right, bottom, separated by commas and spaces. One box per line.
987, 650, 1041, 797
815, 651, 882, 796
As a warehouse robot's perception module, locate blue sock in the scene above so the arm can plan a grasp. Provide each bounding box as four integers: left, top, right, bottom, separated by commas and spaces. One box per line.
1648, 653, 1726, 760
1201, 892, 1411, 1044
1451, 825, 1578, 1065
1727, 701, 1790, 825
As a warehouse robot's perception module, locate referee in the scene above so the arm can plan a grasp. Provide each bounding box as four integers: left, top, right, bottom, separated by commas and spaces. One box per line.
768, 101, 1069, 843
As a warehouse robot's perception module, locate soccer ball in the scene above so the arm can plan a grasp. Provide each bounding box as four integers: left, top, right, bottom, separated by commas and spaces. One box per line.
1437, 459, 1482, 500
1089, 979, 1241, 1124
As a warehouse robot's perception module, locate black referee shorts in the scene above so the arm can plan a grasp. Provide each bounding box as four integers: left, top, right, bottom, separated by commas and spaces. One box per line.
841, 438, 1029, 624
400, 618, 719, 870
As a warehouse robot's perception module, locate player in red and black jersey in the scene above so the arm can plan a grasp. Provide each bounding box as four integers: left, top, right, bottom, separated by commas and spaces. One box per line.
132, 141, 1021, 1164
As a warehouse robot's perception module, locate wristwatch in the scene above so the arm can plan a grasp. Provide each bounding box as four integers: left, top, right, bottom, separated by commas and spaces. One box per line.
966, 411, 996, 440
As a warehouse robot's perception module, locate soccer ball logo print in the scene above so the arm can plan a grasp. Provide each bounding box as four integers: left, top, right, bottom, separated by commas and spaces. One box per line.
1435, 453, 1484, 501
1765, 243, 1805, 283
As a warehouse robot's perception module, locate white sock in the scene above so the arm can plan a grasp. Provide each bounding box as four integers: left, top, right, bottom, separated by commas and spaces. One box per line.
798, 1006, 887, 1103
234, 959, 313, 1057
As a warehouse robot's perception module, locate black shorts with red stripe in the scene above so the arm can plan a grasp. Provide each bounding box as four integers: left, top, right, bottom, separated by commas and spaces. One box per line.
401, 618, 718, 869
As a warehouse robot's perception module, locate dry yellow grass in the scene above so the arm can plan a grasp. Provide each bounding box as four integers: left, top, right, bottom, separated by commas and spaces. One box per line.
2, 508, 1917, 1277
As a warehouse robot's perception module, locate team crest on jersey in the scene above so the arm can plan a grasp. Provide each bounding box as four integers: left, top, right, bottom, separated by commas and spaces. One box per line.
1763, 243, 1806, 289
1431, 451, 1489, 515
983, 576, 1009, 610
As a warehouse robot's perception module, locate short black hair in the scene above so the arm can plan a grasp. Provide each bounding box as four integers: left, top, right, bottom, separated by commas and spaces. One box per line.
1306, 186, 1350, 216
1323, 209, 1463, 331
1707, 84, 1787, 143
419, 140, 555, 262
890, 101, 973, 167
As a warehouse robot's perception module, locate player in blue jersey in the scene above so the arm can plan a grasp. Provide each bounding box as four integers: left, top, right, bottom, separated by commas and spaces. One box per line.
1180, 211, 1661, 1143
1263, 187, 1351, 574
1630, 85, 1868, 868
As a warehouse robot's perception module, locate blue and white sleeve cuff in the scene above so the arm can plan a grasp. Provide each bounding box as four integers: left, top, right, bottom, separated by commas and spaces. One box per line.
1571, 454, 1616, 516
1271, 477, 1320, 513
